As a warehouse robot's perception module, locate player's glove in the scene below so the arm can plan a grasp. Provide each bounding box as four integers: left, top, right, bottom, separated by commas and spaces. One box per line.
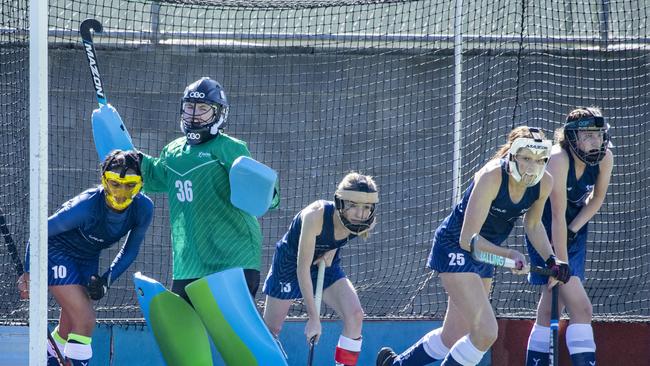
545, 255, 571, 284
87, 274, 108, 301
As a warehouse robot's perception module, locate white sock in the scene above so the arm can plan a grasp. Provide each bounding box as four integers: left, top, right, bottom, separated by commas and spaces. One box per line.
448, 335, 486, 366
566, 323, 596, 355
423, 327, 450, 359
527, 323, 551, 353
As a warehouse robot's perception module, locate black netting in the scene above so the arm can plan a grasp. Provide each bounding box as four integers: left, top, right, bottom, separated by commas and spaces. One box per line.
1, 0, 649, 323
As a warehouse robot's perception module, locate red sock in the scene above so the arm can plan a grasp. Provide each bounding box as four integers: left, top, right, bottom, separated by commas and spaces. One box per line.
334, 335, 362, 366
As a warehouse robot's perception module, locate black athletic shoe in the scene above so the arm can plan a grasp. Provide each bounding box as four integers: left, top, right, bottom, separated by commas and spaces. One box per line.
376, 347, 398, 366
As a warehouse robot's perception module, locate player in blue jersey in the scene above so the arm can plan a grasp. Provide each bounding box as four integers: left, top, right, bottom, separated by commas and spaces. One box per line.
262, 172, 378, 366
17, 150, 154, 366
377, 126, 571, 366
525, 107, 613, 366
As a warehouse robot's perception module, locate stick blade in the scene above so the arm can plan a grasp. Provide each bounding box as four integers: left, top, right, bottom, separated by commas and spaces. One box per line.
92, 104, 135, 162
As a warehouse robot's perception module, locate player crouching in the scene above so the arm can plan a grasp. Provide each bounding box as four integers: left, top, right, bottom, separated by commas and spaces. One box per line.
262, 172, 379, 366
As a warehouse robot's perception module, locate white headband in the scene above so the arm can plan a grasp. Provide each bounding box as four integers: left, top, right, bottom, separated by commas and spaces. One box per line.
335, 189, 379, 204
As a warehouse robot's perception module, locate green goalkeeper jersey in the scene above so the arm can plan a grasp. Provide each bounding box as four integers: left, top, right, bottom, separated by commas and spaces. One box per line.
141, 133, 263, 279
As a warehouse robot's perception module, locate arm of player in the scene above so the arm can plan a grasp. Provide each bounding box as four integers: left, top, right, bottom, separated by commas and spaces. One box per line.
101, 198, 154, 287
296, 204, 324, 343
459, 163, 510, 259
523, 171, 555, 262
48, 196, 93, 238
546, 147, 570, 261
139, 151, 169, 193
567, 150, 613, 236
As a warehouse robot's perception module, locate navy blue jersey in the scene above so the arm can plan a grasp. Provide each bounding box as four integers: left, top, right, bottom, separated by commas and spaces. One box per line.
25, 186, 153, 284
542, 149, 600, 238
263, 200, 355, 299
429, 160, 541, 276
273, 200, 356, 269
527, 149, 600, 284
436, 160, 540, 248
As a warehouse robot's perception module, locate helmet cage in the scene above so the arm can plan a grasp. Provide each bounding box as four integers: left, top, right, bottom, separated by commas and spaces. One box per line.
564, 116, 610, 166
334, 189, 379, 235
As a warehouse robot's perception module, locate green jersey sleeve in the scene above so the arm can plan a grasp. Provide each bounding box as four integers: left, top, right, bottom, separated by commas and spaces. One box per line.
141, 151, 169, 193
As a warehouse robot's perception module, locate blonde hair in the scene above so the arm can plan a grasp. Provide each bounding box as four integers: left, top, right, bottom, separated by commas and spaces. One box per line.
337, 172, 378, 192
491, 126, 547, 161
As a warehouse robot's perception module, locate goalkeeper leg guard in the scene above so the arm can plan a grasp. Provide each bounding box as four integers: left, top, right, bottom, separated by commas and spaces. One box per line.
441, 335, 485, 366
566, 324, 596, 366
334, 335, 362, 366
526, 323, 550, 366
64, 333, 92, 365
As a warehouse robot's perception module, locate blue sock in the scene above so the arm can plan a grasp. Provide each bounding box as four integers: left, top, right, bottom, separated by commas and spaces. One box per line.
396, 338, 438, 365
570, 352, 596, 366
46, 353, 61, 366
525, 350, 549, 366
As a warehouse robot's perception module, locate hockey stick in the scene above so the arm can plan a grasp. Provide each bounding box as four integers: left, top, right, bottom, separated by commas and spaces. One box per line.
80, 18, 107, 107
307, 260, 326, 366
47, 331, 68, 366
0, 206, 24, 276
550, 285, 559, 366
469, 234, 555, 276
0, 207, 68, 366
79, 18, 134, 161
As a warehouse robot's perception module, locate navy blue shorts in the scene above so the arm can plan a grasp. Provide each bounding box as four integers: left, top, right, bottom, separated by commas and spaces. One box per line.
48, 250, 98, 286
427, 232, 495, 278
262, 253, 346, 300
527, 234, 587, 285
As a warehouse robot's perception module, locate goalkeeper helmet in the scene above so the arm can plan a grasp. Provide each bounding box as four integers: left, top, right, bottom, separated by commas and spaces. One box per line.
564, 107, 610, 166
180, 77, 229, 145
334, 173, 379, 237
101, 150, 142, 211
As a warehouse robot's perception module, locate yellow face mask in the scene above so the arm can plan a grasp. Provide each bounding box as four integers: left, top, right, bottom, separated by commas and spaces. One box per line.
101, 171, 143, 211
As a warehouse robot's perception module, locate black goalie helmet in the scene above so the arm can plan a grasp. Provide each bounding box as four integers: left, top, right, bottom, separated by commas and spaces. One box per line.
179, 77, 230, 145
564, 111, 611, 166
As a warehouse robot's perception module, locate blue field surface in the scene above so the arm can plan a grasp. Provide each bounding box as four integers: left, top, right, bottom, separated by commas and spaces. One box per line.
0, 321, 491, 366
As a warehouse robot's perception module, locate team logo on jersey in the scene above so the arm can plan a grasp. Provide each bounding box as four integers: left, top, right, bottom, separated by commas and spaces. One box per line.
491, 207, 507, 213
197, 152, 211, 159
